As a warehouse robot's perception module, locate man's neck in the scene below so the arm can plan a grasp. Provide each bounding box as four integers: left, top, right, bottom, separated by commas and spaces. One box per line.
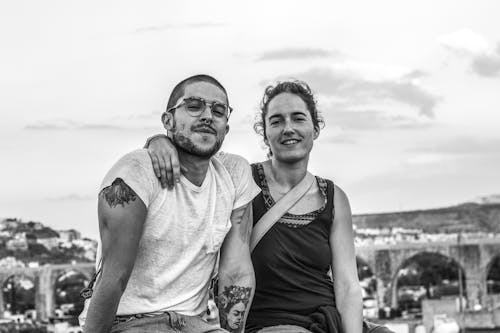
178, 151, 211, 187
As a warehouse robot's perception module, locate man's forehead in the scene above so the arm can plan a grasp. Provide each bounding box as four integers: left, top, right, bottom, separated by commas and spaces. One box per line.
182, 81, 228, 103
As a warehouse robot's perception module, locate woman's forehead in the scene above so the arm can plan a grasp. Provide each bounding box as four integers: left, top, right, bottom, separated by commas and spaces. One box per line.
267, 92, 308, 116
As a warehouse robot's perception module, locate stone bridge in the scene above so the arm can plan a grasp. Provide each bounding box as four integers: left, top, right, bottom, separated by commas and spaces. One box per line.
0, 263, 95, 321
356, 236, 500, 309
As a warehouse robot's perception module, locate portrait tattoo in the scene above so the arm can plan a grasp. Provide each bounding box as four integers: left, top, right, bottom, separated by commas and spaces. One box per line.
99, 178, 137, 208
218, 285, 252, 333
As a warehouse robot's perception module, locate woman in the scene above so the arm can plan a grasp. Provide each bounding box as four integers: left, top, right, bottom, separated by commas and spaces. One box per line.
146, 81, 385, 333
219, 286, 252, 332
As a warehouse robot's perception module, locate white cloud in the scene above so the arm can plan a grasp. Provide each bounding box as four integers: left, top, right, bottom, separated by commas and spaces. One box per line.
280, 67, 440, 117
438, 29, 490, 55
438, 29, 500, 77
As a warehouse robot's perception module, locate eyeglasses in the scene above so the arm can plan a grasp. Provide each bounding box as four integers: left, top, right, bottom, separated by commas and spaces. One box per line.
167, 97, 233, 119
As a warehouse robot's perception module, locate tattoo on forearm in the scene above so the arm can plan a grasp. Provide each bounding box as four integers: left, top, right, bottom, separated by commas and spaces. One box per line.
99, 178, 137, 208
218, 285, 252, 333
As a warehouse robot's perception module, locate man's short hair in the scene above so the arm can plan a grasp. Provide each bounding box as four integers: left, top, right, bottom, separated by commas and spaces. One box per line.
167, 74, 228, 111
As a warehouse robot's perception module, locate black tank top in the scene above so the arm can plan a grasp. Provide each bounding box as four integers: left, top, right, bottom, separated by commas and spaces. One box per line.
246, 163, 338, 332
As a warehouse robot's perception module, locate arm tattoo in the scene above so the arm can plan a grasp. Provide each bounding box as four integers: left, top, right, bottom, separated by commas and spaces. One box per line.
99, 178, 137, 208
218, 285, 252, 333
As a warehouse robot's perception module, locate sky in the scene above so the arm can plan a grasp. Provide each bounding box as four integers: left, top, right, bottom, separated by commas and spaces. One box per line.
1, 0, 499, 239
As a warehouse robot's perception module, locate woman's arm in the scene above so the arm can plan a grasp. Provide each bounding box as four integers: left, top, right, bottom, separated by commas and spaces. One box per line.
144, 134, 181, 188
330, 185, 363, 333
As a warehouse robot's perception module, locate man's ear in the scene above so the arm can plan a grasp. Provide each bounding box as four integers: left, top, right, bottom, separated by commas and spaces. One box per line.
225, 124, 230, 135
162, 112, 174, 131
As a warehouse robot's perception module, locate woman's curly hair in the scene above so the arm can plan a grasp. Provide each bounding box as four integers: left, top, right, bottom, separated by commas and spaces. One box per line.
254, 80, 324, 156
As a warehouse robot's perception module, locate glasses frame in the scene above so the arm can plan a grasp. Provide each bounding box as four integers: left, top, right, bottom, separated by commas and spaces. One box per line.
167, 96, 233, 119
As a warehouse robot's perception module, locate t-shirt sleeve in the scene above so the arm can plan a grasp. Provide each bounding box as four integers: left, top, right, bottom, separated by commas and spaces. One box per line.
100, 149, 159, 208
216, 152, 261, 210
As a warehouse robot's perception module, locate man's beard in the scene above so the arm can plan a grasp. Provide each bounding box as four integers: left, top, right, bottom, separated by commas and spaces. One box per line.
172, 130, 223, 158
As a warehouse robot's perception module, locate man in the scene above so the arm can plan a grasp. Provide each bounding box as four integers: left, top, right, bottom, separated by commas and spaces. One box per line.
80, 74, 260, 333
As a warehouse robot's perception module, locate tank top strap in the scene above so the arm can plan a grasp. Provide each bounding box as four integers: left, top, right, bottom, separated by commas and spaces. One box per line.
319, 177, 336, 225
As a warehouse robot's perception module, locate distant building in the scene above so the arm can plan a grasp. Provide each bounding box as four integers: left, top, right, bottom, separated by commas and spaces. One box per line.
0, 218, 21, 230
26, 228, 60, 250
6, 233, 28, 251
58, 229, 81, 242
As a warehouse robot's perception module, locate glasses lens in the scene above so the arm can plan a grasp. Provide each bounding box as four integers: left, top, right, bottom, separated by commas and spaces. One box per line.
211, 103, 228, 118
184, 98, 205, 112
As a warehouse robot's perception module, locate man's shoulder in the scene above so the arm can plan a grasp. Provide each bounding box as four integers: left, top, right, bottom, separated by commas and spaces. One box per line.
103, 149, 155, 183
111, 149, 152, 171
212, 151, 251, 174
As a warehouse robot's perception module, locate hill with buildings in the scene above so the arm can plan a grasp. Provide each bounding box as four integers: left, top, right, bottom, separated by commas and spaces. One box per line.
353, 201, 500, 234
0, 218, 96, 267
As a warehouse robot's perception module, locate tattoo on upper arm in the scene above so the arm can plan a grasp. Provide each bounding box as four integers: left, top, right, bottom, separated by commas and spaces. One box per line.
99, 178, 137, 208
218, 285, 252, 333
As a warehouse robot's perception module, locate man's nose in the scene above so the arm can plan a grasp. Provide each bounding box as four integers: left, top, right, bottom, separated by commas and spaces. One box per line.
199, 105, 214, 122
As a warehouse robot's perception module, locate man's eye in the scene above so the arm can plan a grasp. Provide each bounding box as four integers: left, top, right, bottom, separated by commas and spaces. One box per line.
186, 102, 203, 110
270, 120, 280, 126
212, 104, 227, 117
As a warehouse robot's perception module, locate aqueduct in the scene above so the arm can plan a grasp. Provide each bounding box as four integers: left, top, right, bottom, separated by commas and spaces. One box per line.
0, 263, 94, 321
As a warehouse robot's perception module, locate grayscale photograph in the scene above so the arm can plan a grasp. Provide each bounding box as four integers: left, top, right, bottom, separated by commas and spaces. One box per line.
0, 1, 499, 333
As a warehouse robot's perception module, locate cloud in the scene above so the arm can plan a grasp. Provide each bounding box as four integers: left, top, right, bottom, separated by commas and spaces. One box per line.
408, 136, 500, 156
471, 52, 500, 77
439, 29, 500, 78
46, 194, 94, 202
325, 109, 431, 131
24, 119, 157, 132
257, 48, 340, 61
134, 22, 224, 33
24, 123, 68, 130
282, 67, 439, 117
439, 29, 490, 54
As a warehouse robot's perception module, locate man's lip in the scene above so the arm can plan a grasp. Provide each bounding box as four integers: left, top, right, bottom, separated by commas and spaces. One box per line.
194, 127, 216, 134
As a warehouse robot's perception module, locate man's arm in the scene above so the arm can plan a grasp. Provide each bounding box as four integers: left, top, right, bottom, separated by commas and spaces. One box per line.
217, 203, 255, 333
83, 178, 147, 333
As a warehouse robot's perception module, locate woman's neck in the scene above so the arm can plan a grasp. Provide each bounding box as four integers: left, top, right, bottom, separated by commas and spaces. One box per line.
266, 156, 309, 190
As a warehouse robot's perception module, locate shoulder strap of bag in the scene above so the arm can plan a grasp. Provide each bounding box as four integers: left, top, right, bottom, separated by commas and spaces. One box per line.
80, 257, 102, 299
250, 172, 315, 252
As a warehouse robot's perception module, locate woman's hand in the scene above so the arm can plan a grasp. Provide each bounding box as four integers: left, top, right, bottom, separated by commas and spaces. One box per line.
145, 134, 180, 188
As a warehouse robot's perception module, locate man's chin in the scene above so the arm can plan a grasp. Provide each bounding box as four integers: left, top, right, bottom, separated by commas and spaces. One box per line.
178, 142, 221, 158
173, 134, 222, 158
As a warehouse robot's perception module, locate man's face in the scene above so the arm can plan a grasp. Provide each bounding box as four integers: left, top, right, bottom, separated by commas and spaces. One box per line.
167, 81, 229, 158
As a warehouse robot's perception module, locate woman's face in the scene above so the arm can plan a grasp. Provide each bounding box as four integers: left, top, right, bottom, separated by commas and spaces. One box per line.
226, 301, 245, 330
264, 92, 317, 163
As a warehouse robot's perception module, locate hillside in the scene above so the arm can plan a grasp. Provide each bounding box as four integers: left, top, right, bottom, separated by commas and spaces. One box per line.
353, 202, 500, 233
0, 218, 95, 265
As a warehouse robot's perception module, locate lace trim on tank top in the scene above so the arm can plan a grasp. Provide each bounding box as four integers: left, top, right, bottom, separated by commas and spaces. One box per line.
255, 163, 328, 228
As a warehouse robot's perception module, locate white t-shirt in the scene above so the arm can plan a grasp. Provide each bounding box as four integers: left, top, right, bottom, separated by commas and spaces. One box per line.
80, 149, 260, 323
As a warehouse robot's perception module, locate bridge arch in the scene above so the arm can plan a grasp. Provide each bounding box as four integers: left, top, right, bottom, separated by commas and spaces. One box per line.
2, 274, 36, 314
53, 269, 91, 316
486, 252, 500, 294
389, 251, 466, 310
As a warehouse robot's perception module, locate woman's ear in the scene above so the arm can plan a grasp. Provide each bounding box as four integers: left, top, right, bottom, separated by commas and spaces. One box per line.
313, 128, 320, 140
